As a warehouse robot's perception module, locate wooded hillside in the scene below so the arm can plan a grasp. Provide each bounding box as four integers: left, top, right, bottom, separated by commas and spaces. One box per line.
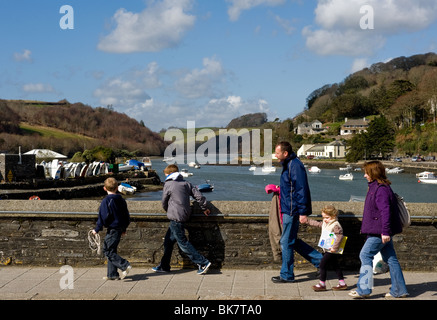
302, 52, 437, 127
0, 99, 167, 157
299, 52, 437, 156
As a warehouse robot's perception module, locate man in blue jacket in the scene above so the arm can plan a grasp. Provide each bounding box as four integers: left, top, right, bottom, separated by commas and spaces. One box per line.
271, 141, 322, 283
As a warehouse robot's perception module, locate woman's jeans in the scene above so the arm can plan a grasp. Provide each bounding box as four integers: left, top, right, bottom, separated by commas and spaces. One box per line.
356, 236, 408, 297
103, 228, 130, 278
159, 220, 209, 269
280, 214, 323, 281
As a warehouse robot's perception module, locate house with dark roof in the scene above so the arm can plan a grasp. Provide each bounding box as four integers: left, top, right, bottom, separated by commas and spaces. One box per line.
294, 120, 327, 135
340, 117, 369, 135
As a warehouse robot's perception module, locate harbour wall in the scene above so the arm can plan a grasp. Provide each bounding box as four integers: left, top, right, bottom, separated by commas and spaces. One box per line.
0, 200, 436, 271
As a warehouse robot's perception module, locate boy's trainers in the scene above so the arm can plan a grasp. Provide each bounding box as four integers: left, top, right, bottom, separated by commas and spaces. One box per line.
152, 265, 170, 273
120, 265, 132, 280
197, 261, 211, 275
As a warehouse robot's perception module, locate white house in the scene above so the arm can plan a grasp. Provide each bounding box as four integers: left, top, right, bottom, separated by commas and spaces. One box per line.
294, 120, 327, 135
297, 141, 347, 159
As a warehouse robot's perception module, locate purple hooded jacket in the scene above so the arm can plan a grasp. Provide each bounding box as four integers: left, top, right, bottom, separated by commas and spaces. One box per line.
361, 180, 402, 236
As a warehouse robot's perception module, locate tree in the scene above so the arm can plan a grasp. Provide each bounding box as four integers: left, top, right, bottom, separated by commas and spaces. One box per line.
346, 133, 369, 162
366, 116, 395, 159
346, 116, 395, 161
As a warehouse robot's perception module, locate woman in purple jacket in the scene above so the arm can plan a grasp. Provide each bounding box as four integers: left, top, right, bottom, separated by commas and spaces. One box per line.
349, 161, 408, 299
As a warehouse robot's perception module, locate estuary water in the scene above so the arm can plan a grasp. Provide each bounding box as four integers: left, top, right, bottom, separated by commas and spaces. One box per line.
127, 158, 437, 204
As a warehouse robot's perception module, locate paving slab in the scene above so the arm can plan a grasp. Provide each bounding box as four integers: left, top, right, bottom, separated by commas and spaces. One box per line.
0, 266, 436, 301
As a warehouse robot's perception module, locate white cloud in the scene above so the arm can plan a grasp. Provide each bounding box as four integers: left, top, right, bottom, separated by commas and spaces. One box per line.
98, 0, 196, 53
94, 78, 151, 107
274, 15, 295, 35
22, 83, 54, 93
175, 56, 225, 99
92, 57, 271, 131
195, 96, 272, 127
13, 49, 32, 62
93, 62, 161, 107
303, 0, 437, 56
116, 95, 273, 131
302, 26, 385, 56
226, 0, 286, 21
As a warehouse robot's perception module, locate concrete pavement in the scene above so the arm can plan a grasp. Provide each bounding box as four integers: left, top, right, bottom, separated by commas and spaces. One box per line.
1, 266, 436, 300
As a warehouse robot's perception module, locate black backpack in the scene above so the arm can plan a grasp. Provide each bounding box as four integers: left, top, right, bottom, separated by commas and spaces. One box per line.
394, 193, 411, 230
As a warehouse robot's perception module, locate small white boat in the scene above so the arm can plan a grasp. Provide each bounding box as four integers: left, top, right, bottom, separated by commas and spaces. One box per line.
180, 169, 193, 177
416, 171, 434, 178
118, 182, 137, 195
339, 173, 354, 180
118, 164, 135, 172
92, 161, 101, 176
418, 172, 437, 184
262, 166, 276, 173
339, 165, 352, 171
142, 157, 152, 168
308, 166, 321, 173
249, 165, 257, 171
386, 167, 404, 174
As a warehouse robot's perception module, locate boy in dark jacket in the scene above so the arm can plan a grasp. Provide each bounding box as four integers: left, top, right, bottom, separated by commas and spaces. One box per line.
153, 164, 211, 275
93, 177, 131, 280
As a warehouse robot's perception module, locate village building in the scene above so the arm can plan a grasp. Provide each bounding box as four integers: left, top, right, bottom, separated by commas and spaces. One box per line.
340, 117, 369, 135
297, 140, 347, 159
294, 120, 327, 135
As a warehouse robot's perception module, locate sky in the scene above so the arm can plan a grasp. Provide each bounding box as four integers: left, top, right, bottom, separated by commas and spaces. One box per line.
1, 0, 437, 132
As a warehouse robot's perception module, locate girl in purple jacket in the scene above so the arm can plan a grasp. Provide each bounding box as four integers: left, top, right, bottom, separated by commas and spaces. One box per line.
349, 161, 409, 299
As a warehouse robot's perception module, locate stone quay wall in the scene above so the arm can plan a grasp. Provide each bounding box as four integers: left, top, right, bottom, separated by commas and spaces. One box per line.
0, 200, 436, 271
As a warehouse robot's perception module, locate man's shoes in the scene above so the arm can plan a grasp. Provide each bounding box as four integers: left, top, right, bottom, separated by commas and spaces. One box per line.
103, 276, 120, 281
197, 261, 211, 275
348, 290, 370, 299
120, 265, 132, 280
271, 276, 295, 283
152, 265, 170, 273
385, 292, 409, 299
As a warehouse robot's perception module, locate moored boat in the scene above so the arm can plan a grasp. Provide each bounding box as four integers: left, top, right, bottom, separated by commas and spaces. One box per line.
198, 180, 214, 192
118, 182, 137, 195
418, 172, 437, 184
308, 166, 321, 173
339, 173, 353, 180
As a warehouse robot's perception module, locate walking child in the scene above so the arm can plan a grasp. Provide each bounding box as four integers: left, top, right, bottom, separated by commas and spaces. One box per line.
304, 204, 347, 291
153, 164, 211, 275
92, 177, 131, 280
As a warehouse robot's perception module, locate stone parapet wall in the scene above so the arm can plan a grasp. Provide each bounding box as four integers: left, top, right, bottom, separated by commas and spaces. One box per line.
0, 200, 436, 271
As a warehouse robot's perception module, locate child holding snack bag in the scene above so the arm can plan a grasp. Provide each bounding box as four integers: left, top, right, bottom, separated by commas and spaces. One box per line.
304, 204, 347, 291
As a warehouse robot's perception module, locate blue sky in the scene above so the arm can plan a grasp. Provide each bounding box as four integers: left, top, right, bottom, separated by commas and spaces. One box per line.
1, 0, 437, 132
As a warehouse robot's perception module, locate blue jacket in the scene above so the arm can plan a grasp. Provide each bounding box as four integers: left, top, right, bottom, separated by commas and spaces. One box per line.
279, 152, 312, 216
361, 180, 402, 236
95, 194, 130, 233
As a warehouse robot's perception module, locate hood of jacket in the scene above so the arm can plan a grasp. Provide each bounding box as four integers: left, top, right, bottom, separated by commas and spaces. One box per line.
165, 172, 182, 181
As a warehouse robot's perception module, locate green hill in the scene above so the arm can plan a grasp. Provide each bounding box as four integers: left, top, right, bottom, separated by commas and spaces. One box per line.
0, 99, 167, 157
297, 52, 437, 156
